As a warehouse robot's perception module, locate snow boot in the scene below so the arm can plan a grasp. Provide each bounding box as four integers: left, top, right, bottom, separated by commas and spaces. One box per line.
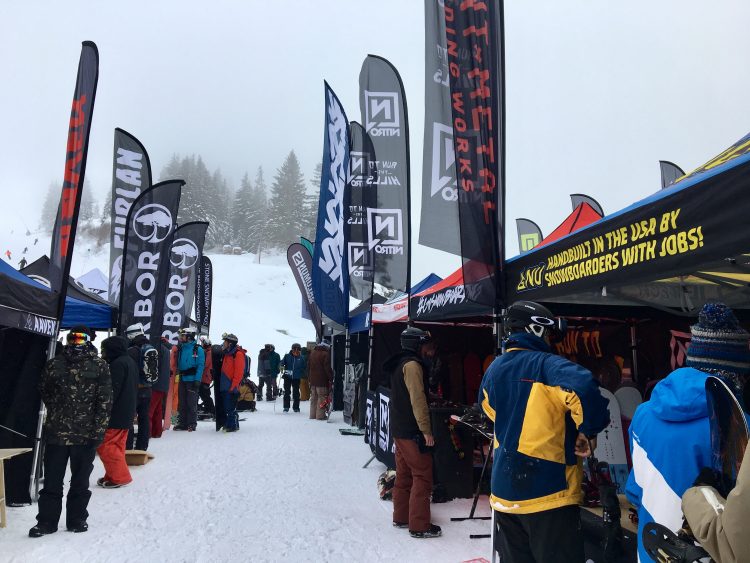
100, 480, 127, 489
392, 522, 408, 529
409, 524, 442, 539
29, 523, 57, 538
67, 521, 88, 533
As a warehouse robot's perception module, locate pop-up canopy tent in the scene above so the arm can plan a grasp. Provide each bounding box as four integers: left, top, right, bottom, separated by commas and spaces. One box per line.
21, 256, 116, 330
75, 267, 108, 300
506, 132, 750, 317
0, 258, 58, 336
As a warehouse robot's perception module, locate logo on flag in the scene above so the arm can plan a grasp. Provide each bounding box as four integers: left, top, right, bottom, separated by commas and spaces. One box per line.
430, 122, 457, 201
170, 238, 200, 270
133, 204, 174, 243
348, 242, 372, 277
367, 209, 403, 254
364, 91, 400, 136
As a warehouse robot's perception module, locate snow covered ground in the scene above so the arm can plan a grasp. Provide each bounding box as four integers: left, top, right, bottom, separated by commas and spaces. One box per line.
3, 401, 493, 562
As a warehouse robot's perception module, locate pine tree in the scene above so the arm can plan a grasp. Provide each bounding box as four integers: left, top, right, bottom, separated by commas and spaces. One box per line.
79, 179, 97, 222
248, 166, 269, 257
301, 161, 322, 241
268, 150, 306, 248
39, 181, 60, 228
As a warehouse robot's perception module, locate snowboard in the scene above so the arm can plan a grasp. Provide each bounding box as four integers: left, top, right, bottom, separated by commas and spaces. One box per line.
163, 374, 175, 430
339, 427, 366, 436
706, 375, 749, 491
593, 388, 629, 493
614, 386, 642, 420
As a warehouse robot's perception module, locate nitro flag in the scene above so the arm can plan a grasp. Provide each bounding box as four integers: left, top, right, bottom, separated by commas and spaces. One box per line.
312, 82, 350, 327
162, 221, 208, 345
420, 0, 460, 255
49, 41, 99, 319
570, 194, 604, 217
288, 243, 323, 338
660, 161, 685, 189
516, 218, 542, 254
347, 121, 378, 301
109, 128, 152, 304
444, 2, 504, 306
359, 55, 411, 296
118, 181, 182, 344
194, 256, 213, 334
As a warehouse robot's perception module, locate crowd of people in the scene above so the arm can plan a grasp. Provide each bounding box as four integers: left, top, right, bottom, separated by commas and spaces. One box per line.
386, 301, 748, 563
27, 325, 334, 539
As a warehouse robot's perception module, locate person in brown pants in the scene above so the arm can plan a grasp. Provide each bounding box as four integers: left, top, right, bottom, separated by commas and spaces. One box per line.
384, 327, 441, 539
307, 339, 333, 420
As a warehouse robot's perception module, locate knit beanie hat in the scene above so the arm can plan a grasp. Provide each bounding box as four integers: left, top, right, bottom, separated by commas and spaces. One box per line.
685, 302, 750, 375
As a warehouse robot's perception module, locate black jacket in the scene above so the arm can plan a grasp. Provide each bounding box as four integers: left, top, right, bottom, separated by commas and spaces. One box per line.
102, 336, 138, 429
383, 350, 429, 439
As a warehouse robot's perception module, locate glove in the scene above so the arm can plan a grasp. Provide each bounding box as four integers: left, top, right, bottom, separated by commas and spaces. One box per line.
693, 467, 722, 489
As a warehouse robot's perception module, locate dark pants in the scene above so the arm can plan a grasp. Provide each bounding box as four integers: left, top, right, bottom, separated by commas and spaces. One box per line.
127, 387, 152, 450
213, 374, 225, 431
283, 377, 300, 411
258, 375, 276, 399
37, 443, 97, 529
495, 504, 584, 563
222, 391, 240, 430
149, 389, 166, 438
178, 380, 199, 428
393, 437, 433, 532
199, 383, 215, 415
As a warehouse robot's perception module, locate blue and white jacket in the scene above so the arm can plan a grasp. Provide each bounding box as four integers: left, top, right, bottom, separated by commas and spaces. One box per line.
625, 367, 712, 563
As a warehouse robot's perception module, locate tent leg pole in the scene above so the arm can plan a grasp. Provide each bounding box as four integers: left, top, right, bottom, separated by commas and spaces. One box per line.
365, 324, 374, 392
630, 322, 640, 387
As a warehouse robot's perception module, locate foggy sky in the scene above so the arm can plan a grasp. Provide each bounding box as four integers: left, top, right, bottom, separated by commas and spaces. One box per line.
1, 0, 749, 281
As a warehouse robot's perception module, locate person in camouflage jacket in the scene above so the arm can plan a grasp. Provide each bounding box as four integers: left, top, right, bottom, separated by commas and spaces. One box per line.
30, 326, 112, 538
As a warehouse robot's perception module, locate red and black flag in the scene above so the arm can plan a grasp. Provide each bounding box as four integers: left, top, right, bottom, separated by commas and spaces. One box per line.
49, 41, 99, 319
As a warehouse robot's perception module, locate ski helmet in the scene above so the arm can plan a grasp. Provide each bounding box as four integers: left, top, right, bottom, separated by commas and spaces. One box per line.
125, 323, 145, 339
503, 301, 566, 342
221, 332, 238, 343
179, 327, 197, 339
400, 326, 432, 352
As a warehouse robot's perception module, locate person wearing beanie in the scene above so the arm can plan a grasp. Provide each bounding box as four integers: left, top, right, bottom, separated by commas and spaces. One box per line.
625, 302, 750, 563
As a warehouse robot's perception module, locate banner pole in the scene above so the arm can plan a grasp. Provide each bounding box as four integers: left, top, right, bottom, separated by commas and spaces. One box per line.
29, 337, 56, 501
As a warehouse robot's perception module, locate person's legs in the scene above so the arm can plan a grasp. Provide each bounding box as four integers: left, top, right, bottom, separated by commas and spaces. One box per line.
495, 512, 536, 563
292, 379, 300, 411
199, 383, 215, 414
525, 505, 584, 563
392, 438, 414, 526
283, 377, 291, 410
400, 439, 432, 532
135, 388, 151, 450
177, 380, 188, 428
149, 390, 166, 438
257, 376, 265, 400
65, 444, 96, 528
186, 382, 199, 429
316, 386, 328, 420
36, 444, 69, 528
222, 391, 238, 430
271, 377, 278, 399
309, 385, 319, 419
97, 429, 132, 485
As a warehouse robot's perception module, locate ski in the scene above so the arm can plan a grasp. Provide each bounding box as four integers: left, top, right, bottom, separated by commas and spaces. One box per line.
705, 375, 749, 491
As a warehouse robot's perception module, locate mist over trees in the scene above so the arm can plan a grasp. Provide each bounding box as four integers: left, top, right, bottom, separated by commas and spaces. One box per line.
39, 179, 98, 228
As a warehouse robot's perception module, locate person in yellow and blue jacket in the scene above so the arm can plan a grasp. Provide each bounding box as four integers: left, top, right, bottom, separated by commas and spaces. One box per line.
479, 301, 609, 563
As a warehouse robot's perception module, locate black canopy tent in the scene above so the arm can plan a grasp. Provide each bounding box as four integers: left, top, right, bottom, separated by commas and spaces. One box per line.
506, 133, 750, 317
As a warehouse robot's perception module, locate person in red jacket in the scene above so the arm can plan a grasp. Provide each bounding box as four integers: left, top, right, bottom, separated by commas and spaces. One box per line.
220, 333, 246, 432
198, 336, 215, 418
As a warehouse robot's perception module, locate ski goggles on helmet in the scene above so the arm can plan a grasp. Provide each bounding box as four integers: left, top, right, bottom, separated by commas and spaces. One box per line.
67, 331, 90, 345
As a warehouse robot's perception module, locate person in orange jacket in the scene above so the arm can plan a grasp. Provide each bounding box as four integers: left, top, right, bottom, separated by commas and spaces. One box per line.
198, 336, 215, 418
220, 333, 246, 432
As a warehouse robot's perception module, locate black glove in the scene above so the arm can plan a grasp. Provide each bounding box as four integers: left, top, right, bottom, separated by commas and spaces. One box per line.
693, 467, 722, 489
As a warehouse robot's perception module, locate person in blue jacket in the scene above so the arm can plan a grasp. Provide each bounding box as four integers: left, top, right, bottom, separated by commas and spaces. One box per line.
174, 327, 205, 432
281, 343, 306, 413
479, 301, 610, 563
626, 301, 750, 563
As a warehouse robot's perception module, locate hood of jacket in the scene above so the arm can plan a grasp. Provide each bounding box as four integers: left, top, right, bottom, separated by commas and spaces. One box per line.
101, 335, 129, 362
505, 332, 551, 353
648, 367, 710, 422
383, 350, 421, 374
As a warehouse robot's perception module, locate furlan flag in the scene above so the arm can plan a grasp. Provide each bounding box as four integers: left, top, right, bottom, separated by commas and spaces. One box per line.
312, 82, 350, 327
287, 243, 323, 338
359, 55, 411, 297
444, 1, 505, 307
109, 128, 153, 305
117, 180, 182, 344
194, 256, 213, 334
49, 41, 99, 319
162, 221, 208, 345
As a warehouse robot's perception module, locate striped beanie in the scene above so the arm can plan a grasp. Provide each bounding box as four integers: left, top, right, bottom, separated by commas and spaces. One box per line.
685, 302, 750, 375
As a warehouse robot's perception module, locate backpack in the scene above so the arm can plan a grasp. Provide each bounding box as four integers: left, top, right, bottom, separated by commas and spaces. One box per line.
141, 344, 159, 384
243, 354, 252, 379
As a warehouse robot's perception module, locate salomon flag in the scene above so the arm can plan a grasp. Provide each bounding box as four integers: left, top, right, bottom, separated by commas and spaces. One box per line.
118, 181, 182, 343
420, 0, 460, 255
312, 82, 350, 327
162, 221, 208, 345
516, 219, 543, 254
109, 128, 152, 304
444, 2, 504, 307
347, 121, 378, 301
194, 256, 213, 334
359, 55, 411, 297
288, 243, 323, 338
49, 41, 99, 319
